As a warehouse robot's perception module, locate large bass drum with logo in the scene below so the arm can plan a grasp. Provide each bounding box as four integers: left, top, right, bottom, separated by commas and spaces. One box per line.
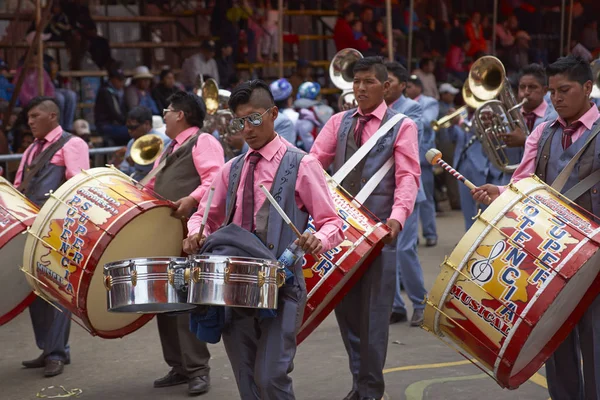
423, 176, 600, 389
22, 167, 186, 338
0, 177, 39, 325
297, 173, 389, 344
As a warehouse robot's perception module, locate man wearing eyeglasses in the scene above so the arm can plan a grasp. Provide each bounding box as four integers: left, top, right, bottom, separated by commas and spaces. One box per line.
183, 80, 344, 399
311, 57, 421, 400
144, 91, 224, 396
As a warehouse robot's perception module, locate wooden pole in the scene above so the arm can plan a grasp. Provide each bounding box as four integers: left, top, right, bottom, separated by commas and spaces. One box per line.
559, 0, 565, 57
491, 0, 498, 55
278, 0, 284, 78
36, 0, 44, 96
566, 0, 574, 55
407, 0, 414, 70
385, 0, 394, 61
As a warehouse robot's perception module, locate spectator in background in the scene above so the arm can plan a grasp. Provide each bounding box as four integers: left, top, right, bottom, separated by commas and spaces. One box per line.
117, 106, 170, 181
94, 67, 129, 146
359, 5, 377, 44
370, 18, 389, 56
152, 69, 180, 112
0, 59, 13, 104
581, 19, 599, 54
215, 40, 235, 90
506, 31, 531, 73
445, 30, 470, 81
72, 119, 92, 146
413, 58, 439, 99
125, 66, 160, 115
334, 8, 358, 51
13, 60, 55, 108
464, 11, 487, 57
44, 55, 77, 131
289, 59, 313, 99
269, 78, 297, 145
180, 40, 220, 90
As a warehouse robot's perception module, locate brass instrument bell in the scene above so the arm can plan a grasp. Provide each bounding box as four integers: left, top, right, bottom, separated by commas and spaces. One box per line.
130, 134, 165, 166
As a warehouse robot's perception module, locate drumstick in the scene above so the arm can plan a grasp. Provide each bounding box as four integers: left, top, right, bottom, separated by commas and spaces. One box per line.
259, 184, 303, 240
426, 148, 477, 190
198, 187, 215, 239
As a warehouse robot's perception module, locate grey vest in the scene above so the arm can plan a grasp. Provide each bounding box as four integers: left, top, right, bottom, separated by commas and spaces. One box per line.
154, 133, 201, 201
224, 147, 309, 287
333, 108, 405, 220
23, 132, 73, 207
535, 119, 600, 216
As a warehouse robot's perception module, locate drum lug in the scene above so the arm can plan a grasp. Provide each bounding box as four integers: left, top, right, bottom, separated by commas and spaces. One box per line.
257, 271, 266, 288
224, 266, 231, 284
192, 267, 200, 283
104, 275, 113, 290
184, 268, 190, 284
276, 271, 285, 288
129, 262, 137, 287
167, 268, 175, 287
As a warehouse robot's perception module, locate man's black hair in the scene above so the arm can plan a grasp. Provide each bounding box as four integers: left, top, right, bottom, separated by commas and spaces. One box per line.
27, 96, 61, 120
166, 91, 205, 128
127, 106, 153, 124
159, 68, 173, 82
519, 63, 548, 86
228, 80, 275, 112
546, 55, 593, 85
353, 56, 388, 83
419, 57, 433, 69
385, 61, 409, 83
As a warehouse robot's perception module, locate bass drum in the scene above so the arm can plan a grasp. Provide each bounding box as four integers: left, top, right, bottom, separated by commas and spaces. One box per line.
0, 177, 38, 325
23, 167, 185, 338
423, 176, 600, 389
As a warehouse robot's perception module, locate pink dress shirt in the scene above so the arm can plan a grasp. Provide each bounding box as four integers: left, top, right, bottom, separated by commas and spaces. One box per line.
14, 125, 90, 187
145, 127, 224, 203
310, 101, 421, 227
527, 99, 548, 119
499, 104, 600, 193
188, 135, 344, 253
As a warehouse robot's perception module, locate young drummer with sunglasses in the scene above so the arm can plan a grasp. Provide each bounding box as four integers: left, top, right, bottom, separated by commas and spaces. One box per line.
183, 80, 344, 399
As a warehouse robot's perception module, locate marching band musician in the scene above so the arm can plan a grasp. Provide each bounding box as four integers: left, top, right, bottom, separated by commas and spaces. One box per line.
311, 57, 421, 400
473, 55, 600, 400
145, 91, 224, 396
269, 78, 298, 145
293, 81, 334, 152
16, 96, 90, 378
500, 64, 557, 149
383, 61, 429, 327
183, 80, 344, 399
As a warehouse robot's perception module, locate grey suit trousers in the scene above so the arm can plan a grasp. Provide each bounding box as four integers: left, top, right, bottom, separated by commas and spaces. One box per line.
335, 242, 397, 399
157, 313, 211, 378
29, 296, 71, 362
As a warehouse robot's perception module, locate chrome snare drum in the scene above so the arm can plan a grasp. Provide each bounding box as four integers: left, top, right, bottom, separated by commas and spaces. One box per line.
104, 257, 195, 313
187, 255, 285, 309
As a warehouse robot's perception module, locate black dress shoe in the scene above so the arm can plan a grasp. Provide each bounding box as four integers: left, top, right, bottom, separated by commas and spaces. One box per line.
23, 355, 70, 369
188, 375, 210, 396
44, 360, 64, 377
425, 238, 437, 247
410, 309, 424, 327
154, 370, 188, 388
390, 311, 408, 324
343, 389, 359, 400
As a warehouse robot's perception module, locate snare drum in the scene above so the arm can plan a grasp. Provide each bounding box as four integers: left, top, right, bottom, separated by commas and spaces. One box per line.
22, 167, 186, 338
187, 255, 285, 309
423, 176, 600, 389
104, 257, 194, 313
0, 177, 38, 325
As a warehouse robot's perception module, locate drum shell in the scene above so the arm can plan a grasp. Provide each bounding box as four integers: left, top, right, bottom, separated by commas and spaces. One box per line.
297, 175, 389, 344
187, 255, 284, 309
23, 167, 186, 338
0, 177, 39, 325
104, 257, 195, 314
423, 177, 600, 389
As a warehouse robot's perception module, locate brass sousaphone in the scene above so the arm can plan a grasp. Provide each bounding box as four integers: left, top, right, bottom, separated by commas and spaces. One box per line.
330, 48, 363, 109
130, 134, 165, 166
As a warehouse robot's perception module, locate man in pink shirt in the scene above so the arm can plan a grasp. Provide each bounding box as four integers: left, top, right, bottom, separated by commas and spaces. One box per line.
183, 80, 344, 399
311, 57, 421, 400
144, 91, 224, 396
16, 97, 89, 378
473, 55, 600, 400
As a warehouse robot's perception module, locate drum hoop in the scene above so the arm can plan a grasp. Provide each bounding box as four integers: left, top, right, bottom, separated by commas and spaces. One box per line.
189, 255, 281, 268
104, 257, 188, 270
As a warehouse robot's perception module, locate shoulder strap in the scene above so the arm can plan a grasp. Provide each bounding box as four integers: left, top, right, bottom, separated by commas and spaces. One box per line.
551, 121, 600, 192
139, 131, 199, 186
18, 133, 72, 193
563, 168, 600, 201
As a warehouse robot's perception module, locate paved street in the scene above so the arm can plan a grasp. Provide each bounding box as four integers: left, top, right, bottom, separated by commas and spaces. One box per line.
1, 210, 550, 400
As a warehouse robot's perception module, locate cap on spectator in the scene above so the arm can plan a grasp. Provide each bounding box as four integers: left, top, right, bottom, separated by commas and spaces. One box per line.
132, 66, 153, 80
408, 74, 423, 88
72, 119, 91, 135
0, 59, 8, 71
108, 67, 126, 80
439, 83, 459, 95
297, 82, 321, 100
270, 78, 293, 102
201, 40, 216, 51
152, 115, 165, 130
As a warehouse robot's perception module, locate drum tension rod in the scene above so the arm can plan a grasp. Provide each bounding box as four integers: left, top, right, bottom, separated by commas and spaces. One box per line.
0, 204, 36, 229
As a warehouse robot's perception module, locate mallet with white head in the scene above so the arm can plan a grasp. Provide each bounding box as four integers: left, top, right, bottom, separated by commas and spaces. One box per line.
426, 148, 477, 190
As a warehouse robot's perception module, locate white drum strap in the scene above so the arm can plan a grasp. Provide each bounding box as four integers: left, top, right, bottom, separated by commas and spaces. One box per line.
354, 157, 394, 204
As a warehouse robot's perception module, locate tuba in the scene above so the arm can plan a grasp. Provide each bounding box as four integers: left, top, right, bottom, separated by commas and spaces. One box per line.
590, 58, 600, 99
198, 79, 237, 160
130, 133, 165, 166
330, 48, 363, 110
431, 80, 486, 131
470, 56, 529, 174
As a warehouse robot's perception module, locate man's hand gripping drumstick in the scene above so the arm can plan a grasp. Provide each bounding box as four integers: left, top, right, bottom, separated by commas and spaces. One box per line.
182, 187, 215, 255
259, 185, 323, 255
425, 148, 499, 206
